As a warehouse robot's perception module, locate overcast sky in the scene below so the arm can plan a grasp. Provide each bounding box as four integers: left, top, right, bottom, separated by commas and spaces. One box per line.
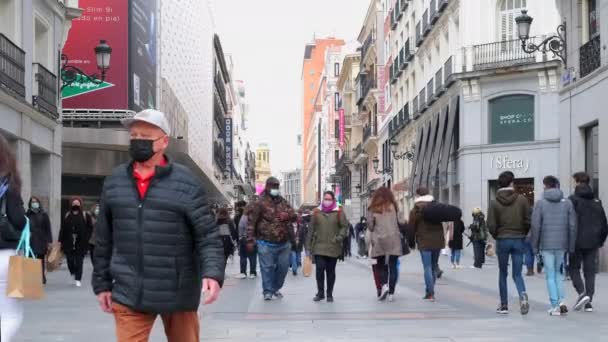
211, 0, 370, 175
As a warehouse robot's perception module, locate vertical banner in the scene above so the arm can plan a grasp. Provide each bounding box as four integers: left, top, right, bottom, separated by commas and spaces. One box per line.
339, 108, 345, 147
378, 67, 386, 114
224, 118, 233, 179
129, 0, 158, 111
61, 1, 129, 108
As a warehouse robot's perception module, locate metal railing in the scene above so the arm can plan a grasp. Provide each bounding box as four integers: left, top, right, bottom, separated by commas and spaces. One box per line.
423, 10, 431, 36
0, 33, 26, 98
580, 35, 601, 78
416, 22, 423, 47
361, 74, 376, 103
32, 63, 58, 119
430, 0, 439, 24
444, 56, 455, 86
427, 79, 434, 103
361, 33, 374, 61
412, 96, 418, 116
214, 73, 227, 112
405, 39, 413, 61
435, 68, 443, 94
363, 123, 376, 143
419, 88, 427, 112
439, 0, 449, 11
214, 95, 225, 130
473, 38, 537, 71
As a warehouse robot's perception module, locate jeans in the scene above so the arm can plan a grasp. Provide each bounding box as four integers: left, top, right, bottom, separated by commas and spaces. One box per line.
451, 249, 462, 264
257, 241, 291, 295
0, 249, 23, 342
374, 255, 399, 294
290, 251, 302, 273
472, 240, 486, 268
542, 250, 566, 307
66, 252, 84, 281
239, 242, 257, 275
315, 255, 338, 297
523, 241, 535, 270
496, 239, 527, 305
569, 248, 598, 302
420, 249, 440, 296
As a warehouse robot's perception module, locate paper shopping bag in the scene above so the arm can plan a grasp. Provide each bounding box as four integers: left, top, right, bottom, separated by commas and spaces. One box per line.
303, 255, 313, 277
6, 254, 44, 299
46, 242, 64, 272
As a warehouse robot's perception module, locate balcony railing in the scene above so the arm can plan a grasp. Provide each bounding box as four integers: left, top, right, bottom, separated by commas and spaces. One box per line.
400, 0, 408, 12
416, 22, 423, 47
439, 0, 449, 12
423, 10, 431, 36
405, 39, 414, 61
363, 124, 376, 143
427, 80, 435, 105
580, 35, 601, 78
444, 56, 456, 86
214, 73, 227, 112
472, 38, 537, 71
400, 44, 409, 70
32, 63, 58, 119
361, 33, 374, 61
214, 95, 225, 130
360, 74, 376, 103
430, 0, 439, 24
419, 88, 427, 113
0, 33, 26, 99
396, 0, 404, 21
435, 68, 444, 96
412, 96, 419, 117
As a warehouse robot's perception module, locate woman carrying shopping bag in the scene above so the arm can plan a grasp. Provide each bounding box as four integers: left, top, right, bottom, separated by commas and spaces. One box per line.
0, 134, 28, 341
307, 191, 348, 302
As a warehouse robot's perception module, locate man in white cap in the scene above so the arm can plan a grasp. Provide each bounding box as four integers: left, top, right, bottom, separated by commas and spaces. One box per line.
92, 109, 224, 341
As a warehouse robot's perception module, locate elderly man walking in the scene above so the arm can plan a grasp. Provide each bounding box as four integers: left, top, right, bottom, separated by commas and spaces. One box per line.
92, 109, 225, 342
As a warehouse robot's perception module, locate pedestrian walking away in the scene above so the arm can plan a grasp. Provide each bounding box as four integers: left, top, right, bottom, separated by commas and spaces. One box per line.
290, 214, 306, 276
26, 196, 52, 284
217, 207, 237, 269
236, 202, 257, 279
59, 197, 93, 288
355, 217, 368, 258
92, 109, 225, 342
247, 176, 297, 301
307, 191, 348, 302
88, 203, 100, 264
488, 171, 531, 315
568, 173, 608, 313
0, 135, 27, 342
529, 175, 577, 316
367, 187, 407, 302
449, 219, 465, 269
409, 187, 445, 302
468, 208, 488, 269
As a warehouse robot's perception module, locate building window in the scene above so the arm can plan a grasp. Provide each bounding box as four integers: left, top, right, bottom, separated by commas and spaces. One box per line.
489, 94, 534, 144
335, 150, 340, 164
334, 62, 340, 77
335, 119, 340, 138
335, 92, 341, 111
499, 0, 527, 42
585, 124, 599, 197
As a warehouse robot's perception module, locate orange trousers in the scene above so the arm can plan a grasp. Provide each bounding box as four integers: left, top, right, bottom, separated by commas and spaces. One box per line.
112, 302, 199, 342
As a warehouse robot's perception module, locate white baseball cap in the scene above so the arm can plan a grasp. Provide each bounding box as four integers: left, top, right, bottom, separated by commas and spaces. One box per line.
121, 109, 171, 135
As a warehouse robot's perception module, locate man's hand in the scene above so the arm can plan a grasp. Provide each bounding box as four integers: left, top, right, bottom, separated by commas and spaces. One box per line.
97, 291, 113, 313
202, 278, 221, 305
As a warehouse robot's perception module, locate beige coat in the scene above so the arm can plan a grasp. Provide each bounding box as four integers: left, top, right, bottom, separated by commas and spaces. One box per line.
366, 206, 403, 258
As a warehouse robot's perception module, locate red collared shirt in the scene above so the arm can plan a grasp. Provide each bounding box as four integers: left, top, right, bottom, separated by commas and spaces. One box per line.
133, 158, 167, 198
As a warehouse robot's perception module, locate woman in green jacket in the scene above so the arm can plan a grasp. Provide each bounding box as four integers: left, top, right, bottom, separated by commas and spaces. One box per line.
307, 191, 348, 302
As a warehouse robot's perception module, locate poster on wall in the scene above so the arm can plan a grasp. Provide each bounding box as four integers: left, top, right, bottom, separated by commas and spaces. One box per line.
129, 0, 158, 111
61, 1, 129, 109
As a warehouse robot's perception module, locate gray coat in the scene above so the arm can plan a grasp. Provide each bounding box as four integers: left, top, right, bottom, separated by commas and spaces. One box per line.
238, 215, 248, 240
529, 189, 577, 254
366, 206, 403, 258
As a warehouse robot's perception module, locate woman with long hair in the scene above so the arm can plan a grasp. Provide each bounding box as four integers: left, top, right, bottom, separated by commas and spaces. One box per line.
26, 196, 52, 284
0, 134, 27, 341
216, 207, 237, 267
367, 186, 406, 302
307, 191, 348, 302
59, 197, 93, 287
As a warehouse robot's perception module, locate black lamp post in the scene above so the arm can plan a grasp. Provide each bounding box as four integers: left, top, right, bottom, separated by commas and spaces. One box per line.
61, 40, 112, 90
515, 10, 567, 66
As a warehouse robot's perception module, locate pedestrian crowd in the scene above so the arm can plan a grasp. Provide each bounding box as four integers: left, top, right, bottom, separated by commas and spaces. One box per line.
0, 110, 607, 342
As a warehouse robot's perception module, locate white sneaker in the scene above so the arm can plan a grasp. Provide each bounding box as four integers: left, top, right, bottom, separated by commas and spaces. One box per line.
379, 285, 389, 301
388, 294, 395, 302
248, 274, 257, 279
235, 273, 247, 279
548, 307, 561, 316
75, 280, 82, 287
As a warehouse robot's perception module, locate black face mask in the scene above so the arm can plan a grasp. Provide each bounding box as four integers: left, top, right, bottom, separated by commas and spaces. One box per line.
72, 205, 81, 212
129, 139, 155, 162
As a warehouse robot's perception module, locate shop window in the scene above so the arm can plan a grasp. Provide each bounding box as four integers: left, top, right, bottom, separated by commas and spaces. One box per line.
585, 124, 599, 197
489, 94, 534, 144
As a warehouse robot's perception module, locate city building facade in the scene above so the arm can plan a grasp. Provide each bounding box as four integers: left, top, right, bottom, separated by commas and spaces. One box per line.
281, 169, 302, 209
255, 143, 272, 193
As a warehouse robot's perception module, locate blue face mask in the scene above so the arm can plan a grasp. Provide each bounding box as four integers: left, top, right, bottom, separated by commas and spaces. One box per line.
31, 202, 40, 210
270, 189, 280, 197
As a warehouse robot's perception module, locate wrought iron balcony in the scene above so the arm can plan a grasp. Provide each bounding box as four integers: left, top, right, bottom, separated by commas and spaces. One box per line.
361, 33, 374, 61
427, 80, 435, 105
390, 62, 397, 84
360, 74, 376, 104
400, 0, 409, 12
423, 10, 431, 36
430, 0, 439, 24
405, 39, 414, 61
412, 96, 419, 118
363, 123, 377, 144
396, 0, 404, 21
214, 72, 228, 112
439, 0, 449, 12
444, 56, 456, 87
473, 38, 538, 71
416, 22, 423, 47
399, 45, 409, 70
435, 68, 444, 96
395, 51, 404, 78
0, 33, 26, 99
419, 88, 427, 113
580, 35, 601, 78
32, 63, 58, 119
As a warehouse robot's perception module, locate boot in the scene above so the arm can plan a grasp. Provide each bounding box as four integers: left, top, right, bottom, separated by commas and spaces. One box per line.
526, 267, 534, 276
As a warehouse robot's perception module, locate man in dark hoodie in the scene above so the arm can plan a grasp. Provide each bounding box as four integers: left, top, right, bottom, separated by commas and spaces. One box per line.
568, 172, 608, 312
487, 171, 531, 315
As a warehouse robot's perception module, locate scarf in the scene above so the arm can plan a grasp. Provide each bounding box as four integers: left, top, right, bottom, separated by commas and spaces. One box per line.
321, 201, 337, 213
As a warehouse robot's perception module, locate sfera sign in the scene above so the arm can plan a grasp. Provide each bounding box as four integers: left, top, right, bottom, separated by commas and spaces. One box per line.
491, 155, 530, 173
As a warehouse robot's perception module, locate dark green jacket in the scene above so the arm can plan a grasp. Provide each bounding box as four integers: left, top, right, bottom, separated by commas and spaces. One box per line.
487, 188, 531, 240
306, 207, 348, 258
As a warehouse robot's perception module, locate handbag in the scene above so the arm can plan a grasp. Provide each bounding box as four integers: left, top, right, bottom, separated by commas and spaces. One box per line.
302, 255, 313, 277
0, 196, 21, 242
7, 217, 44, 299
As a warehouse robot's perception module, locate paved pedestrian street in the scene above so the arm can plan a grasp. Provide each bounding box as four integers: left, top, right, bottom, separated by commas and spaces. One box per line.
16, 252, 608, 342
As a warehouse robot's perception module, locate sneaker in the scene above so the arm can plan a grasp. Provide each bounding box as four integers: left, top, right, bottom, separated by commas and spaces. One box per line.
273, 291, 284, 299
519, 293, 530, 315
574, 294, 591, 311
249, 274, 257, 279
525, 268, 535, 276
327, 296, 334, 303
292, 270, 297, 276
423, 294, 435, 302
451, 264, 456, 269
263, 293, 273, 301
436, 270, 443, 279
379, 285, 389, 301
496, 305, 508, 314
548, 307, 562, 316
388, 294, 395, 302
75, 280, 82, 287
313, 294, 325, 302
559, 303, 569, 314
235, 273, 247, 279
584, 303, 593, 312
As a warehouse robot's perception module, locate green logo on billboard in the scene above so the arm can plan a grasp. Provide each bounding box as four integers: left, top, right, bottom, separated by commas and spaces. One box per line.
61, 73, 114, 99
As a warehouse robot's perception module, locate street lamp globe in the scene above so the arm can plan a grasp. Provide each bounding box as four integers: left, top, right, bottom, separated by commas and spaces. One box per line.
372, 157, 379, 171
390, 140, 399, 156
94, 40, 112, 71
515, 10, 533, 41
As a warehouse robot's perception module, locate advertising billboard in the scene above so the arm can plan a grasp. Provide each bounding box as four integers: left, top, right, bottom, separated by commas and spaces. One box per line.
224, 118, 233, 179
61, 1, 129, 109
339, 108, 345, 147
129, 0, 158, 112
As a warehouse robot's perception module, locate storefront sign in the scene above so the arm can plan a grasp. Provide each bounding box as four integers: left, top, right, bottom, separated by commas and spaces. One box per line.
491, 155, 530, 173
339, 108, 345, 147
489, 95, 534, 144
224, 118, 232, 178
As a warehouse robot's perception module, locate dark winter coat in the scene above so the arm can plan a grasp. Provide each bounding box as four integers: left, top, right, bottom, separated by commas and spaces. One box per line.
0, 188, 27, 250
92, 160, 225, 314
487, 188, 531, 240
448, 220, 465, 250
247, 192, 297, 244
409, 196, 445, 250
26, 209, 52, 255
59, 210, 92, 255
293, 222, 307, 253
569, 184, 608, 250
529, 188, 577, 254
469, 214, 488, 241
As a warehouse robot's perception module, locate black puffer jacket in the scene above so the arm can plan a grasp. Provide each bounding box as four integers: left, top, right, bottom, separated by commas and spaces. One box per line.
0, 189, 26, 250
570, 184, 608, 250
92, 160, 225, 313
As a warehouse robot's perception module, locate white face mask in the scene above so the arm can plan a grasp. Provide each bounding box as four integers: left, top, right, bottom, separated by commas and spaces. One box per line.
270, 189, 280, 197
322, 200, 333, 207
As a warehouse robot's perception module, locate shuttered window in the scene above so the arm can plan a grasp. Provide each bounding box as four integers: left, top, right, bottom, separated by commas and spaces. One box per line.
500, 0, 527, 42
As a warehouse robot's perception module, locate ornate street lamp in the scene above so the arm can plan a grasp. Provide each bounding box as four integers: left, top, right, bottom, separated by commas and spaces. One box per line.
390, 140, 415, 161
355, 184, 362, 194
515, 10, 567, 65
61, 40, 112, 90
372, 156, 392, 175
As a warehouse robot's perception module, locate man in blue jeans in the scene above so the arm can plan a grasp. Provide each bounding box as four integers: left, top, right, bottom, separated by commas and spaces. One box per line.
487, 171, 531, 315
247, 177, 297, 300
